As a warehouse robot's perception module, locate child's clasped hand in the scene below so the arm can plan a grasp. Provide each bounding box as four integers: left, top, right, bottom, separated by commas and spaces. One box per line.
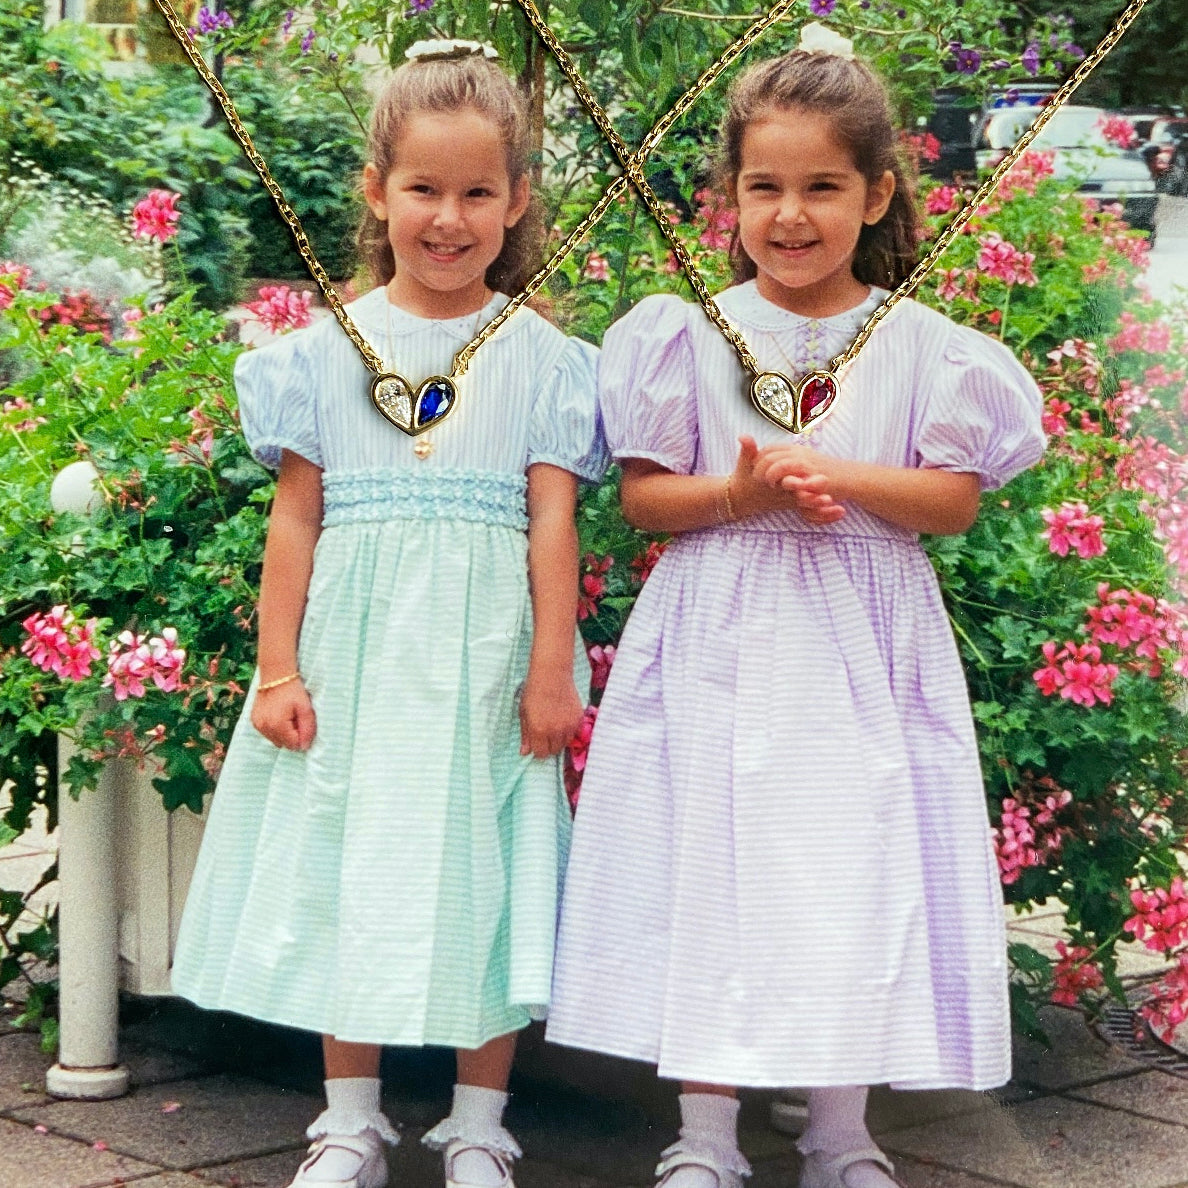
732, 434, 846, 525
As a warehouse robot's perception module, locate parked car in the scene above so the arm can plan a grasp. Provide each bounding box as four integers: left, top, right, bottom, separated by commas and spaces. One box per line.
922, 84, 1057, 181
976, 104, 1158, 235
1141, 117, 1188, 194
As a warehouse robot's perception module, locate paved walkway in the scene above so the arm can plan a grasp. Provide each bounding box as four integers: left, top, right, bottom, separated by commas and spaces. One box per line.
3, 919, 1188, 1188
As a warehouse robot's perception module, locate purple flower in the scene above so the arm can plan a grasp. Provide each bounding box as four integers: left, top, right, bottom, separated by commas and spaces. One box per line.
1005, 88, 1020, 104
1064, 42, 1085, 60
895, 8, 906, 18
281, 8, 295, 35
300, 27, 315, 53
951, 44, 981, 75
809, 0, 837, 14
859, 0, 871, 7
1049, 32, 1061, 49
1022, 40, 1041, 76
195, 5, 233, 34
990, 58, 1010, 70
408, 0, 434, 11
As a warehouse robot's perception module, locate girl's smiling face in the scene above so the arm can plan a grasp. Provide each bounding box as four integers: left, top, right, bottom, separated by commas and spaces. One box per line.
732, 107, 895, 317
363, 107, 530, 318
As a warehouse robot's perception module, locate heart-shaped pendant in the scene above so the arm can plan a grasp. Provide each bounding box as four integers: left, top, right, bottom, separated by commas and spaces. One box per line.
750, 370, 839, 434
370, 374, 457, 437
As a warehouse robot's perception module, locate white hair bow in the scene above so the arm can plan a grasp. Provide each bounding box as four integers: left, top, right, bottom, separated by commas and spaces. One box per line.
798, 22, 855, 60
405, 38, 500, 62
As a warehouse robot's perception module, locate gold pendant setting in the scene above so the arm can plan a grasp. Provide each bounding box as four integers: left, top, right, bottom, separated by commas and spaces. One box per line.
370, 373, 457, 437
750, 370, 838, 434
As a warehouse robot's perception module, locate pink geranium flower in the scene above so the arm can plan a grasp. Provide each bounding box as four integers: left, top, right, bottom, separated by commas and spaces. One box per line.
20, 606, 102, 681
1040, 501, 1106, 559
243, 285, 313, 335
1033, 640, 1118, 707
102, 627, 187, 700
924, 185, 959, 215
1123, 877, 1188, 953
582, 252, 610, 282
1140, 953, 1188, 1042
1051, 941, 1104, 1006
587, 644, 616, 692
976, 232, 1037, 286
1097, 114, 1137, 150
131, 190, 182, 242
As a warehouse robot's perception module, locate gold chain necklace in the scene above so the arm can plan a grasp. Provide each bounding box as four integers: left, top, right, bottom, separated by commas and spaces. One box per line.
151, 0, 1149, 437
147, 0, 798, 436
520, 0, 1153, 436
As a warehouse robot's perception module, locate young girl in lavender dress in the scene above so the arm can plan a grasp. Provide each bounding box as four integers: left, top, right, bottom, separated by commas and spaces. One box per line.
547, 25, 1045, 1188
171, 45, 604, 1188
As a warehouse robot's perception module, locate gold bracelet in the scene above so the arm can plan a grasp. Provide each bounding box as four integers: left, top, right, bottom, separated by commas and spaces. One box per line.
723, 477, 737, 522
258, 672, 300, 692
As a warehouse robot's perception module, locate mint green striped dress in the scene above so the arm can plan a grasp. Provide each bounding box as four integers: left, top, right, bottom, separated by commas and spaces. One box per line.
171, 289, 606, 1047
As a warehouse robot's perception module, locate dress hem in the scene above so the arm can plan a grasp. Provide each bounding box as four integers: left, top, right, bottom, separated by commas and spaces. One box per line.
172, 983, 538, 1051
543, 1026, 1010, 1092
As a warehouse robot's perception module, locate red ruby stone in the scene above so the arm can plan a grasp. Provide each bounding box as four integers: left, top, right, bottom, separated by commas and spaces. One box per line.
799, 374, 837, 423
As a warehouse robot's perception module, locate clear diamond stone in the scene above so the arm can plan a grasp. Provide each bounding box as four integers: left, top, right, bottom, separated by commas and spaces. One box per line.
754, 373, 794, 421
374, 377, 412, 429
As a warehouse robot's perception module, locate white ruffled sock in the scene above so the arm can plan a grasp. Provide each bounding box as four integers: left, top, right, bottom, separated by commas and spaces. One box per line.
435, 1084, 513, 1186
800, 1087, 894, 1188
302, 1078, 396, 1183
663, 1094, 744, 1187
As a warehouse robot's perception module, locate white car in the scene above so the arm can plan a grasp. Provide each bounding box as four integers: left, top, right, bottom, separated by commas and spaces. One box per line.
976, 104, 1158, 235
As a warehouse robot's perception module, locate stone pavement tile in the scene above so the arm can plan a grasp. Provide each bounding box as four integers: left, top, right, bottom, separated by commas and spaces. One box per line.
881, 1093, 1188, 1188
9, 1073, 322, 1171
119, 1037, 222, 1090
0, 1031, 54, 1109
0, 1030, 215, 1112
0, 1115, 159, 1188
188, 1149, 309, 1187
867, 1086, 1010, 1135
748, 1151, 1015, 1188
126, 1177, 214, 1188
1011, 1005, 1146, 1091
501, 1079, 667, 1184
1069, 1069, 1188, 1127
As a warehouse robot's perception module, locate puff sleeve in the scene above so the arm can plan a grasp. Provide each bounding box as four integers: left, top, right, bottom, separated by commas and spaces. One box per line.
527, 334, 609, 482
598, 294, 699, 475
915, 324, 1045, 491
234, 334, 322, 471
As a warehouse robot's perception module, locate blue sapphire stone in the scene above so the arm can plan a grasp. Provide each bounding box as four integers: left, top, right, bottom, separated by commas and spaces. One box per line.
417, 381, 453, 427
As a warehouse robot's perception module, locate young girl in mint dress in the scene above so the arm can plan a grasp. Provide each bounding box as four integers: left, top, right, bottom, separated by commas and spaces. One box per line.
548, 26, 1045, 1188
172, 45, 604, 1188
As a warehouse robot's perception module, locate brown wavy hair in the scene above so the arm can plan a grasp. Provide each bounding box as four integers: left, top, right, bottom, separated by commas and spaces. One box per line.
712, 48, 921, 289
357, 54, 543, 295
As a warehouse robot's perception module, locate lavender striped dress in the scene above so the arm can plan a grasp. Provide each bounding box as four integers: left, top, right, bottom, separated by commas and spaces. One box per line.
546, 282, 1045, 1090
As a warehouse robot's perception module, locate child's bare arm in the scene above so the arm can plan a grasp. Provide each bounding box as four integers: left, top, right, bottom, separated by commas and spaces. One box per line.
521, 463, 585, 760
251, 449, 324, 751
756, 445, 981, 536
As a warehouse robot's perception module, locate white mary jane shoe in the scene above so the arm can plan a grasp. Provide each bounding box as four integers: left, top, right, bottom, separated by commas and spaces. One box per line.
288, 1130, 389, 1188
443, 1138, 516, 1188
655, 1140, 749, 1188
797, 1145, 900, 1188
